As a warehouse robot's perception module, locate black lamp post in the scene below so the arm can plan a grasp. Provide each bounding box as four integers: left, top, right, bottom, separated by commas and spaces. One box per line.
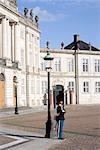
15, 81, 18, 114
44, 41, 54, 138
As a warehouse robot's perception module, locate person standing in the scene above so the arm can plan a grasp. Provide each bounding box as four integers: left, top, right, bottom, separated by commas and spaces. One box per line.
57, 101, 65, 139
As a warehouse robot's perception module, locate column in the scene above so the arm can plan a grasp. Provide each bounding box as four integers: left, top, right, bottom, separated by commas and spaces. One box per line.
6, 19, 10, 58
14, 22, 19, 61
2, 17, 7, 58
11, 23, 14, 61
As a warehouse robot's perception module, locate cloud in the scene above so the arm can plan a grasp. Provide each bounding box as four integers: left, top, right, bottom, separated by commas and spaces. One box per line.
33, 7, 65, 22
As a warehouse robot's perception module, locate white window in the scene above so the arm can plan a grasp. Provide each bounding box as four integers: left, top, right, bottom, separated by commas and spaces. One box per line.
21, 79, 25, 94
67, 58, 74, 72
29, 33, 33, 42
35, 53, 38, 68
29, 43, 33, 49
37, 78, 40, 94
83, 82, 89, 93
54, 58, 61, 71
20, 29, 24, 39
29, 51, 33, 66
94, 59, 100, 72
31, 79, 34, 94
82, 59, 88, 72
95, 82, 100, 93
41, 57, 45, 71
42, 81, 47, 94
68, 82, 74, 91
21, 49, 25, 66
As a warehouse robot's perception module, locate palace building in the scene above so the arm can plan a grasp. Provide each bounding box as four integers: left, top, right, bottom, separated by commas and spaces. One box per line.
41, 35, 100, 106
0, 0, 41, 108
0, 0, 100, 108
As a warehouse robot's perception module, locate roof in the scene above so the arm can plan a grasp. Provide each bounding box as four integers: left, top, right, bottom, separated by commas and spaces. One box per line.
64, 40, 99, 51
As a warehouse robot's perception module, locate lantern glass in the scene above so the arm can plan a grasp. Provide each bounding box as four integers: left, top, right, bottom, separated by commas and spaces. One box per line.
44, 50, 54, 71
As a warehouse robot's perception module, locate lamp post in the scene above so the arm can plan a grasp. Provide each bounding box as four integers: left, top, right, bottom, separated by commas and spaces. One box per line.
15, 81, 18, 114
44, 41, 54, 138
53, 86, 56, 109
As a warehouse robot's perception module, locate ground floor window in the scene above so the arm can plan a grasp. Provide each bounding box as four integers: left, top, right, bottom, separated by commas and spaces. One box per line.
68, 82, 74, 91
95, 82, 100, 93
42, 81, 47, 94
83, 82, 89, 93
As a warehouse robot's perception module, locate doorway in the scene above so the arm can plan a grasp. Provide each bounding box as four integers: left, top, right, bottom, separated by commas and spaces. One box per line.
53, 85, 64, 108
0, 73, 5, 108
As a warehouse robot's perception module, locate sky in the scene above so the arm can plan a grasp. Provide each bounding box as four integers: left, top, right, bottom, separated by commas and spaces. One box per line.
17, 0, 100, 49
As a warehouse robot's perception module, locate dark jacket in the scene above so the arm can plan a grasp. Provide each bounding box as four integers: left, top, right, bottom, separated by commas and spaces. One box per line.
57, 105, 65, 120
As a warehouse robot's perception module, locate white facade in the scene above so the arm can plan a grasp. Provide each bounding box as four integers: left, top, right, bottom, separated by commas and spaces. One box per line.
40, 48, 100, 105
0, 0, 41, 108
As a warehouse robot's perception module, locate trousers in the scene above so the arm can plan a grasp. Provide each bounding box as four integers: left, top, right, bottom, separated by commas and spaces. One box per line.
58, 120, 64, 139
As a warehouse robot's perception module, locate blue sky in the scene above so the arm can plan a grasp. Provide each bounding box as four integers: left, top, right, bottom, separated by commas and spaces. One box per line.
17, 0, 100, 49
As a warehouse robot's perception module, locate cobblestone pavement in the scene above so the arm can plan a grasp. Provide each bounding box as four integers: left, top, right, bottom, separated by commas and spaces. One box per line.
49, 133, 100, 150
0, 105, 100, 150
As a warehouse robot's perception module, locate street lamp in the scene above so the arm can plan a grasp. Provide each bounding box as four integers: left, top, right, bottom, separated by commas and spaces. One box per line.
44, 41, 54, 138
53, 85, 56, 109
14, 80, 18, 114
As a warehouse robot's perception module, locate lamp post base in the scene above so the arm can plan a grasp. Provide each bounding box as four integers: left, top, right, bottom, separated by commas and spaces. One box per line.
45, 119, 51, 138
15, 107, 18, 114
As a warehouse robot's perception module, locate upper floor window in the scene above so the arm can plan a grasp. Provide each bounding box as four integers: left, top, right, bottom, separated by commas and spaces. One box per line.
67, 58, 74, 72
41, 57, 45, 71
82, 59, 88, 72
29, 51, 33, 66
94, 59, 100, 72
68, 82, 74, 91
31, 79, 34, 94
54, 58, 61, 71
20, 30, 24, 39
21, 79, 25, 94
37, 78, 40, 94
21, 49, 25, 66
29, 33, 33, 42
95, 82, 100, 93
83, 82, 89, 93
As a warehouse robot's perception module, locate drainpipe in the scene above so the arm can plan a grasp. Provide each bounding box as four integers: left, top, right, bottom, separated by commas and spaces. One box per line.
74, 34, 79, 104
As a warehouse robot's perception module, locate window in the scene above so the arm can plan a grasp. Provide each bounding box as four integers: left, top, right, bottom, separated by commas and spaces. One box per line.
68, 82, 74, 91
37, 78, 40, 94
67, 58, 74, 72
31, 79, 34, 94
29, 51, 33, 66
21, 79, 25, 94
20, 29, 24, 39
41, 57, 45, 71
83, 82, 89, 93
95, 82, 100, 93
29, 33, 33, 42
35, 53, 39, 68
94, 59, 100, 72
42, 81, 47, 94
82, 59, 88, 72
21, 49, 25, 66
54, 58, 61, 71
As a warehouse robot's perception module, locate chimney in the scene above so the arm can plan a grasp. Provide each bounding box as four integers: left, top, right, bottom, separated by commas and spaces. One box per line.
74, 34, 80, 43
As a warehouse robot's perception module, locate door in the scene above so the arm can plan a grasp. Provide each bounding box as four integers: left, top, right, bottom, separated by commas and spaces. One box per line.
53, 85, 64, 106
0, 74, 5, 108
